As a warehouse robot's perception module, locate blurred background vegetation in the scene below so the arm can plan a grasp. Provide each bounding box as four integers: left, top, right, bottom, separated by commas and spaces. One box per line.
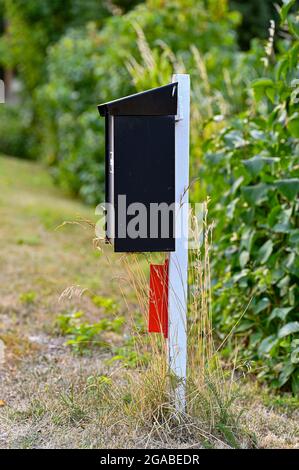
0, 0, 298, 393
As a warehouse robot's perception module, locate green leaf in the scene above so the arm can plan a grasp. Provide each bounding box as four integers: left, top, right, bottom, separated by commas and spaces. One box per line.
223, 130, 247, 148
258, 239, 273, 264
287, 16, 299, 38
278, 322, 299, 338
254, 297, 270, 314
242, 184, 269, 205
280, 0, 296, 23
276, 57, 289, 80
243, 156, 264, 177
266, 87, 276, 103
274, 179, 299, 200
230, 176, 244, 195
278, 362, 295, 387
235, 320, 254, 333
206, 151, 227, 164
289, 230, 299, 244
258, 335, 278, 356
241, 227, 255, 253
277, 275, 290, 289
227, 199, 238, 219
267, 205, 283, 227
251, 78, 275, 102
239, 250, 249, 268
268, 307, 293, 322
272, 207, 292, 233
287, 253, 299, 278
291, 347, 299, 364
287, 115, 299, 138
251, 78, 274, 89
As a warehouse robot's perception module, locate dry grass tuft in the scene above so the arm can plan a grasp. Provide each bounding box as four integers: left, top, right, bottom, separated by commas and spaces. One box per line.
89, 202, 253, 448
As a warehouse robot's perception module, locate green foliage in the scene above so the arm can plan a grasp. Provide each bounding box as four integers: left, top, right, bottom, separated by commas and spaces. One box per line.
0, 0, 141, 160
56, 310, 124, 354
0, 0, 283, 167
0, 0, 137, 92
92, 295, 118, 312
261, 388, 299, 410
203, 4, 299, 392
107, 336, 151, 368
38, 0, 241, 203
19, 291, 37, 304
0, 105, 32, 158
0, 0, 109, 160
230, 0, 279, 50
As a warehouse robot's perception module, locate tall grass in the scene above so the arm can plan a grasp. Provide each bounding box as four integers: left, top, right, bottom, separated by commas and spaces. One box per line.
95, 203, 251, 448
57, 205, 253, 446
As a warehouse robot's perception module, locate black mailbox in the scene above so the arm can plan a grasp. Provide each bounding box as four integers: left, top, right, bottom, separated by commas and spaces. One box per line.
98, 83, 178, 253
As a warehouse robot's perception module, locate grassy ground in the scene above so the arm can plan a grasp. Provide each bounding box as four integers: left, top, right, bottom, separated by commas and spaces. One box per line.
0, 155, 298, 449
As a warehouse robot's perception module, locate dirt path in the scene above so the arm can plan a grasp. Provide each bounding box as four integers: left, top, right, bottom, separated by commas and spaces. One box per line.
0, 156, 298, 449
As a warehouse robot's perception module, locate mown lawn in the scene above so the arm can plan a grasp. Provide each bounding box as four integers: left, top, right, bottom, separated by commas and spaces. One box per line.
0, 155, 298, 449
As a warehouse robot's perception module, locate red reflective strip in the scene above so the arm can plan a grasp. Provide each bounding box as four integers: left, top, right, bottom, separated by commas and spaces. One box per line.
148, 259, 168, 338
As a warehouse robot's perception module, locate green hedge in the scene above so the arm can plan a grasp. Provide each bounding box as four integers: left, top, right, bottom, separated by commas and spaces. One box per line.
203, 3, 299, 393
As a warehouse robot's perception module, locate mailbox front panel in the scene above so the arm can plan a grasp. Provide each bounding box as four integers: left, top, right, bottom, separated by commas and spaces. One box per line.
113, 115, 175, 252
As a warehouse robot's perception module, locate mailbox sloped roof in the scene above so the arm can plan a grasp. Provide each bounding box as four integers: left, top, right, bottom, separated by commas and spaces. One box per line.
98, 82, 177, 117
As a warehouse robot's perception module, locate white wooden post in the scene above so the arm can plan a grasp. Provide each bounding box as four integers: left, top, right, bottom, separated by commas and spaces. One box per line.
168, 74, 190, 411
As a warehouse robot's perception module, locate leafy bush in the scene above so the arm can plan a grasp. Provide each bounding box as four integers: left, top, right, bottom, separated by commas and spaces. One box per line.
38, 0, 241, 204
0, 0, 139, 93
0, 105, 32, 158
203, 3, 299, 392
0, 0, 141, 159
